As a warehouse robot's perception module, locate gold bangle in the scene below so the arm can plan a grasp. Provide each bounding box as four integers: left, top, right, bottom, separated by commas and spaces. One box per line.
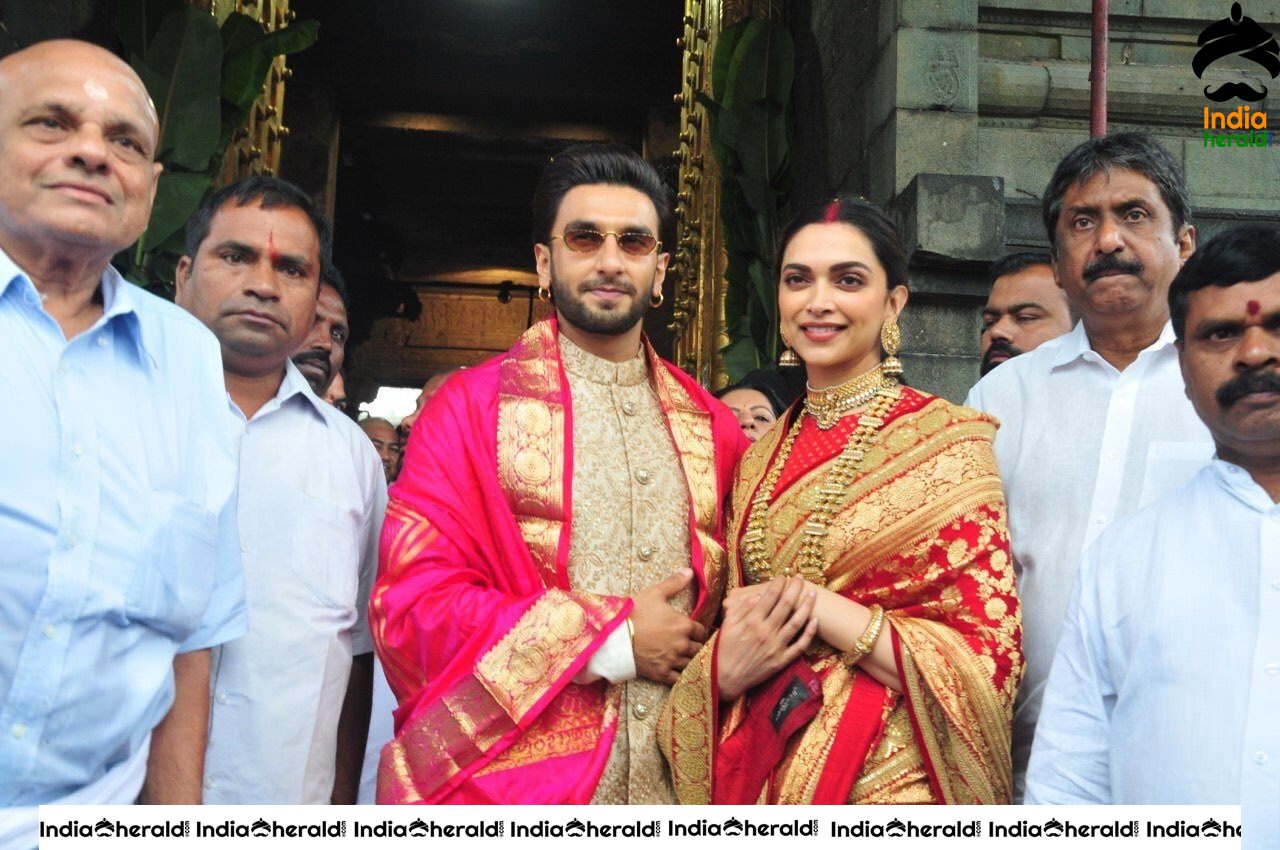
625, 617, 635, 642
840, 604, 886, 668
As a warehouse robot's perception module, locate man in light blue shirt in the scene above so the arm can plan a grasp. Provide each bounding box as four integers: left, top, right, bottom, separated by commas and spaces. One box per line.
1026, 224, 1280, 847
0, 39, 245, 847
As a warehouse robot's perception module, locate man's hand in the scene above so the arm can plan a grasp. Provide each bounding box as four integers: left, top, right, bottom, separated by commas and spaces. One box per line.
140, 649, 211, 804
630, 569, 709, 685
716, 576, 818, 701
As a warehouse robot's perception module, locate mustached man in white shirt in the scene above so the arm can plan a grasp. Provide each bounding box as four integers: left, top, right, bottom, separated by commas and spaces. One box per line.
175, 177, 386, 803
1027, 224, 1280, 843
0, 41, 246, 849
965, 133, 1213, 799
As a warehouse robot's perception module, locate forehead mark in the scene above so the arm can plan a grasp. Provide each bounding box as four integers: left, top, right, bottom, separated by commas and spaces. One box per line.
83, 78, 108, 101
267, 228, 281, 264
1247, 299, 1261, 316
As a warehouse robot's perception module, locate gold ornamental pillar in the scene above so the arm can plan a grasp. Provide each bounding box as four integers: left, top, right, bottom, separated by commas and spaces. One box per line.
215, 0, 295, 183
670, 0, 784, 389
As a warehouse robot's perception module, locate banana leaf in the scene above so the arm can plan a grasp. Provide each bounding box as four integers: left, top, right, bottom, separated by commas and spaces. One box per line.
117, 0, 184, 61
221, 14, 319, 112
138, 7, 223, 171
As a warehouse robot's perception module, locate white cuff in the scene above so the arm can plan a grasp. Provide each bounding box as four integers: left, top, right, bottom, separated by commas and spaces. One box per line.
573, 621, 637, 684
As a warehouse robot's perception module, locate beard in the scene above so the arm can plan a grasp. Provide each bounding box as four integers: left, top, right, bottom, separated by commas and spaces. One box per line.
549, 258, 651, 336
979, 339, 1024, 376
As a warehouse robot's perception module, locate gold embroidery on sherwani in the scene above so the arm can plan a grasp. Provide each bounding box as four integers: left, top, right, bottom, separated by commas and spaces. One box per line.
560, 335, 692, 804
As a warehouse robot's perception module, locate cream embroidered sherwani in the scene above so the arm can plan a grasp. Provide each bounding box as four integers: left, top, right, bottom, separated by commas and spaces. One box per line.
560, 335, 692, 804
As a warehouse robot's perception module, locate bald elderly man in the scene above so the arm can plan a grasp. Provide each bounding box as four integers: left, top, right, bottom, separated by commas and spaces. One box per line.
0, 41, 245, 843
359, 417, 399, 484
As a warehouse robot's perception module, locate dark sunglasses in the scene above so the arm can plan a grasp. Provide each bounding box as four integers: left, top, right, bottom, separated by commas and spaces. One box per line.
552, 228, 661, 257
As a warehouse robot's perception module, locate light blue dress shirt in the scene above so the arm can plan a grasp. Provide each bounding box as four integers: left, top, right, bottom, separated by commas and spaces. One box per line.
0, 248, 247, 806
1026, 460, 1280, 847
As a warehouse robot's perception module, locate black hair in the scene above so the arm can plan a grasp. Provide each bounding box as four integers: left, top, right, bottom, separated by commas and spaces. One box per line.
183, 175, 333, 272
531, 143, 672, 245
1042, 132, 1191, 252
321, 262, 349, 311
775, 196, 909, 291
713, 368, 791, 417
1169, 223, 1280, 339
988, 251, 1052, 287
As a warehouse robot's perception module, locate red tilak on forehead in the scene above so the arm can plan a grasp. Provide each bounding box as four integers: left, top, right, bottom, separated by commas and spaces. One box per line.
267, 228, 281, 263
822, 200, 841, 223
1247, 300, 1261, 316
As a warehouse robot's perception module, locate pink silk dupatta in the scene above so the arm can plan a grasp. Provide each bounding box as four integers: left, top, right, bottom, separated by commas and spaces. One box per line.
370, 318, 745, 803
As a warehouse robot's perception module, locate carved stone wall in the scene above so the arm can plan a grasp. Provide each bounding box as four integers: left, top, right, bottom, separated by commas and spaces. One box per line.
790, 0, 1280, 402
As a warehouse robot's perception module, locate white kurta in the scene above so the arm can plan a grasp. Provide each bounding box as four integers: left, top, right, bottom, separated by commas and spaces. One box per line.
965, 320, 1213, 797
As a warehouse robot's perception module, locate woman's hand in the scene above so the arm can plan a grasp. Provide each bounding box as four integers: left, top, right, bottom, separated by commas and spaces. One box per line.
715, 576, 819, 701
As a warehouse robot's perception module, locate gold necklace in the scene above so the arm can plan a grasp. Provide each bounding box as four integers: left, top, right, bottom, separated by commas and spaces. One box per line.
805, 363, 894, 430
741, 381, 901, 584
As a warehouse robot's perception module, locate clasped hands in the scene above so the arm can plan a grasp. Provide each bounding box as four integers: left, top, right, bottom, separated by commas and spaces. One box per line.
629, 572, 819, 698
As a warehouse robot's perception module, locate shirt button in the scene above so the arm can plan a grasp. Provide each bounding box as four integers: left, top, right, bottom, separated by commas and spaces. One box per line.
1095, 516, 1107, 525
635, 470, 652, 485
1272, 578, 1280, 591
216, 693, 228, 705
10, 723, 26, 740
1266, 663, 1280, 677
240, 541, 249, 554
72, 444, 84, 457
1254, 750, 1269, 765
638, 545, 654, 561
632, 702, 649, 720
43, 625, 56, 639
96, 336, 108, 348
204, 778, 214, 790
622, 401, 637, 416
58, 362, 69, 375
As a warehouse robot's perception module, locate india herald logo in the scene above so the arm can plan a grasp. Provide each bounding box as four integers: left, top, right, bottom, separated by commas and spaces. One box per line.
1194, 2, 1280, 102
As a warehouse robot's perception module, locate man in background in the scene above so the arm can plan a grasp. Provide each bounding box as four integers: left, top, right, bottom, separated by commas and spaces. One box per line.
292, 266, 349, 396
359, 417, 400, 485
980, 251, 1074, 376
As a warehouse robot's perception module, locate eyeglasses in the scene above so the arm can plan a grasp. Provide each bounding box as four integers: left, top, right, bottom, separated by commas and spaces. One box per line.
552, 228, 661, 256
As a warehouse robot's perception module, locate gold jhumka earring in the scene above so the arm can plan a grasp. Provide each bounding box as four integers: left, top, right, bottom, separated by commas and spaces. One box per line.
880, 319, 903, 378
778, 327, 800, 367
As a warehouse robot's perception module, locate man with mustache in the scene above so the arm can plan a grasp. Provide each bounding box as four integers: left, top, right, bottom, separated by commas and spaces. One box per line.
175, 176, 386, 804
965, 133, 1213, 799
979, 251, 1074, 376
370, 144, 747, 803
0, 40, 245, 844
1027, 225, 1280, 837
291, 266, 349, 396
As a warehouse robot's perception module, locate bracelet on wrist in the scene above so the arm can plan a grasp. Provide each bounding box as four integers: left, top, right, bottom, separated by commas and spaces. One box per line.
840, 604, 886, 668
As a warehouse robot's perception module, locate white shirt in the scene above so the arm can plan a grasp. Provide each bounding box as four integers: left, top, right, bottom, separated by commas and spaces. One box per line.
965, 320, 1213, 798
0, 251, 245, 812
204, 362, 386, 803
1026, 460, 1280, 846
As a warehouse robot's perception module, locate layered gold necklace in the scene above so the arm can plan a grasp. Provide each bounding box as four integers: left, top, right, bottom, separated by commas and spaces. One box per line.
741, 366, 900, 584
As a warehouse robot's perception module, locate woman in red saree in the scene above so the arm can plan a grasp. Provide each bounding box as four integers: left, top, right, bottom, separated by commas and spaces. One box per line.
659, 198, 1023, 804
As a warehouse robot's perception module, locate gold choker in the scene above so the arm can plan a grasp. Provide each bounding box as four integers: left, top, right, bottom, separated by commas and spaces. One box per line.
804, 364, 897, 430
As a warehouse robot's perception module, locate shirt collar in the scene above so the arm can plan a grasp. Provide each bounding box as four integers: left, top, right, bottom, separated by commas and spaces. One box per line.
1049, 319, 1177, 370
1208, 457, 1280, 513
280, 359, 331, 421
0, 245, 153, 367
558, 332, 648, 386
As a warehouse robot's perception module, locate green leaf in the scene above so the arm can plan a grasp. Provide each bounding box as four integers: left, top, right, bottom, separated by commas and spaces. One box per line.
221, 17, 319, 111
140, 170, 211, 252
117, 0, 184, 60
719, 334, 762, 384
138, 7, 223, 171
711, 19, 750, 101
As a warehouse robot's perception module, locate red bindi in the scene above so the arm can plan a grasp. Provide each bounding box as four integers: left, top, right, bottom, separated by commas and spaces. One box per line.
1247, 299, 1261, 316
822, 200, 841, 223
